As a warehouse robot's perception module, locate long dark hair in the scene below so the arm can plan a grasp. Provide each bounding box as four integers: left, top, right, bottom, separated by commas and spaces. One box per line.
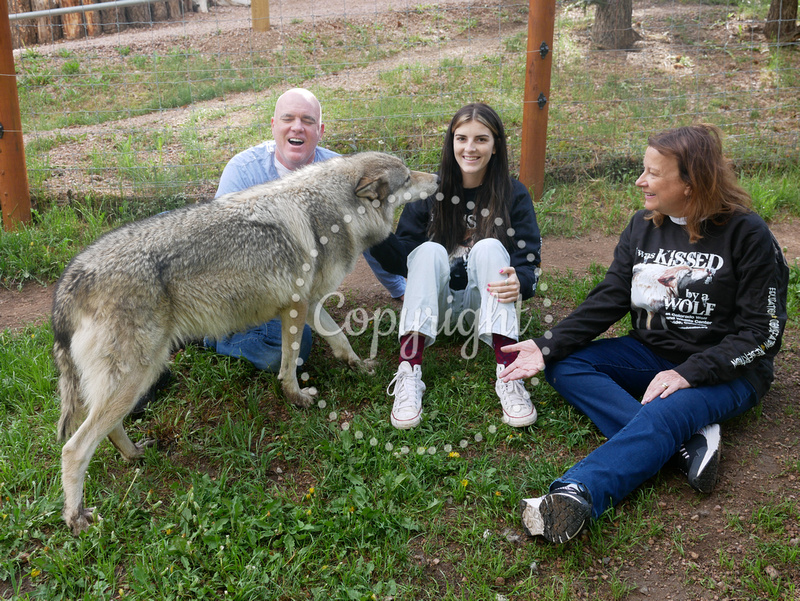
646, 124, 751, 242
428, 103, 513, 254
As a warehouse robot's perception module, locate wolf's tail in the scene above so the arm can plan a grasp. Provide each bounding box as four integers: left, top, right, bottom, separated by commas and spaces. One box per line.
54, 334, 82, 441
52, 288, 83, 442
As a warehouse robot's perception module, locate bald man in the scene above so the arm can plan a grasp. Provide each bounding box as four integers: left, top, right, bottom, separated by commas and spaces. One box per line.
207, 88, 405, 372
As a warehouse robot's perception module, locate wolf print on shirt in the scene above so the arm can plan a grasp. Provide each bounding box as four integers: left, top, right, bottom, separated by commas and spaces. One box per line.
631, 248, 721, 330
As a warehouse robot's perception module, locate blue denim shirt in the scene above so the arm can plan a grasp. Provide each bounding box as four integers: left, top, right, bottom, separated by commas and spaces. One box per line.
215, 140, 340, 198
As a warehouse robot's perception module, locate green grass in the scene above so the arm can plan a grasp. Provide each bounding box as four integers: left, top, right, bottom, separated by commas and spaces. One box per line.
1, 278, 797, 598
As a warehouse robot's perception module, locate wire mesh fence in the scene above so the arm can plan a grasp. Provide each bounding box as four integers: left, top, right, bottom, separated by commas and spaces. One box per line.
7, 0, 800, 208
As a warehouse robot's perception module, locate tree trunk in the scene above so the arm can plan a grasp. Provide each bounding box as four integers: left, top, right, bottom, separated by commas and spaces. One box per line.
151, 0, 167, 22
31, 0, 61, 43
60, 0, 84, 39
100, 0, 127, 34
83, 0, 101, 36
592, 0, 641, 50
126, 2, 151, 28
764, 0, 799, 41
8, 0, 38, 47
165, 0, 182, 19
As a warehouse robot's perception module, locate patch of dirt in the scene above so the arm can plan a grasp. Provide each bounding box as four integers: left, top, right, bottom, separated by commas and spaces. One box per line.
5, 222, 796, 333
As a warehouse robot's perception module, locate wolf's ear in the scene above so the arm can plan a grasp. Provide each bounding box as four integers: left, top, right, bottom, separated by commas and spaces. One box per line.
355, 175, 389, 201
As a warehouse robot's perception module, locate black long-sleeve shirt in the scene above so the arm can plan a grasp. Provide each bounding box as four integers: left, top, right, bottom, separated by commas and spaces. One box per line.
370, 178, 542, 300
536, 209, 789, 398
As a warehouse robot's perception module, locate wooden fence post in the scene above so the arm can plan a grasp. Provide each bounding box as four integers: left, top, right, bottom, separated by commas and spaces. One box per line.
0, 0, 32, 231
518, 0, 556, 201
251, 0, 268, 32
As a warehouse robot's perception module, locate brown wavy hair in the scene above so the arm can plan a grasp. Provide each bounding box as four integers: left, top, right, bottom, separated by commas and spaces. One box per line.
645, 124, 751, 242
428, 103, 513, 254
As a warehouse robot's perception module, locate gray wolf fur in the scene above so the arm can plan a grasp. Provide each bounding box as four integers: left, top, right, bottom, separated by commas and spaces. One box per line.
52, 151, 438, 535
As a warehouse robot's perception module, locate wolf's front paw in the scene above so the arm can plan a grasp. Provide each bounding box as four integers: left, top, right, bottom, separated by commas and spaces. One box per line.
349, 357, 376, 374
285, 385, 318, 408
65, 505, 101, 536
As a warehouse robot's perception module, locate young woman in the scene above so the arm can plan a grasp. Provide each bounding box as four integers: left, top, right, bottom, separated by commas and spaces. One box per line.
500, 124, 789, 544
370, 103, 542, 430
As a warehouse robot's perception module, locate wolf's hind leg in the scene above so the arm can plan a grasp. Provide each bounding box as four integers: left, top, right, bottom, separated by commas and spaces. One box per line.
62, 371, 157, 535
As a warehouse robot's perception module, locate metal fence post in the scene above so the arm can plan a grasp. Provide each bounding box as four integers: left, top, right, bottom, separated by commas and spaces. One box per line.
518, 0, 555, 201
0, 0, 32, 232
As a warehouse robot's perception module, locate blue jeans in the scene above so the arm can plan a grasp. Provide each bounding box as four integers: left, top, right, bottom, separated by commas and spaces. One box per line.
545, 336, 758, 518
363, 249, 406, 299
205, 319, 313, 373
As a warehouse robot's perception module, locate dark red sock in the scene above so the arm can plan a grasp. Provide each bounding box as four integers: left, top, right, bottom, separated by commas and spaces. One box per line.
492, 334, 518, 367
399, 333, 425, 367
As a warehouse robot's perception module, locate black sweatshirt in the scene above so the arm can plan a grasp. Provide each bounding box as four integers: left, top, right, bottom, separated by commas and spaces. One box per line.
369, 178, 542, 300
535, 209, 789, 398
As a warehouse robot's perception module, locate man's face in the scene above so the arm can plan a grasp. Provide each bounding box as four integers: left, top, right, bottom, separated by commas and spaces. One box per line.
271, 92, 324, 171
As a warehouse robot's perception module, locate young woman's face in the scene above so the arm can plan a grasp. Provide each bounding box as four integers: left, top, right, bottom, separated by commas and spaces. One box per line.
452, 120, 496, 188
635, 146, 691, 217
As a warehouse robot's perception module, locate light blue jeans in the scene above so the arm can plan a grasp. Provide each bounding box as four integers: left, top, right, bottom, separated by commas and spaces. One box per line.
545, 336, 759, 518
206, 250, 402, 372
401, 239, 518, 352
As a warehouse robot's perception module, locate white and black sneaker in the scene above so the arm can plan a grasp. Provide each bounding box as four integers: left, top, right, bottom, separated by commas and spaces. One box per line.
675, 423, 721, 494
519, 484, 592, 544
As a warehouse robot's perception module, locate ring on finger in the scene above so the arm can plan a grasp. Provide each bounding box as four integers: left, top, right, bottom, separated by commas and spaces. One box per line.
661, 383, 669, 389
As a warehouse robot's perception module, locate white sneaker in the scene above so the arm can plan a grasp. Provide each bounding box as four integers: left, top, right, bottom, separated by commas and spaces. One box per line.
388, 361, 425, 429
495, 364, 537, 427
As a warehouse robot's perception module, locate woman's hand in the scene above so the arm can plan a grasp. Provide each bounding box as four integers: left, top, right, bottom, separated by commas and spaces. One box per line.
641, 369, 691, 404
497, 340, 545, 381
487, 266, 520, 304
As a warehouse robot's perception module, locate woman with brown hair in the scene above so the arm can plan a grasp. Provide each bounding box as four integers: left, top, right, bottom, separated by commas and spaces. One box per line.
500, 124, 789, 544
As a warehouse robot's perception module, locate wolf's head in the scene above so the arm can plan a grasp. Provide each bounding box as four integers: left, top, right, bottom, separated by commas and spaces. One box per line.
352, 152, 439, 212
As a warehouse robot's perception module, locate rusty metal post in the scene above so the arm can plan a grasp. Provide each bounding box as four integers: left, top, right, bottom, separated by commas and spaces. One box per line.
251, 0, 269, 32
518, 0, 555, 201
0, 0, 32, 232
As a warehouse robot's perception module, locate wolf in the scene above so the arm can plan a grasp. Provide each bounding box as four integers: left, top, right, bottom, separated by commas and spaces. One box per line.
52, 151, 438, 535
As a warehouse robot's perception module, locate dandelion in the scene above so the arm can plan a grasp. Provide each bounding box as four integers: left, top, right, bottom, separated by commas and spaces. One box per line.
309, 486, 315, 494
306, 509, 312, 515
349, 506, 355, 513
495, 491, 502, 497
461, 479, 469, 488
165, 528, 173, 535
31, 569, 41, 578
448, 451, 460, 458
